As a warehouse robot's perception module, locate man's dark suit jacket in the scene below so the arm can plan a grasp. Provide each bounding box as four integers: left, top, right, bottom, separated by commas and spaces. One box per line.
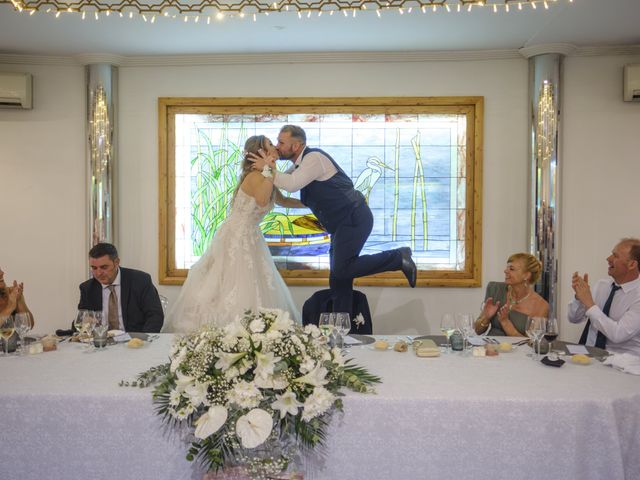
78, 267, 164, 333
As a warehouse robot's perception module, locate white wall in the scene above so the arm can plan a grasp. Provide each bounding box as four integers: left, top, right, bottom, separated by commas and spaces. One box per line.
1, 53, 639, 339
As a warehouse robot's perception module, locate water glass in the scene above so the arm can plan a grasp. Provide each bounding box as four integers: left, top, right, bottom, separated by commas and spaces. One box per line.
13, 312, 31, 355
318, 313, 335, 344
526, 316, 547, 361
440, 313, 455, 353
334, 312, 351, 349
456, 313, 475, 354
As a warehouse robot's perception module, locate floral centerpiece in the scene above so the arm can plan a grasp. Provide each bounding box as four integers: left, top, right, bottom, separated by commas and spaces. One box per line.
125, 308, 380, 479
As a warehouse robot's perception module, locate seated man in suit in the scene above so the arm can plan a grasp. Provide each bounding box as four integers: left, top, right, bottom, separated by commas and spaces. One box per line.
77, 243, 164, 333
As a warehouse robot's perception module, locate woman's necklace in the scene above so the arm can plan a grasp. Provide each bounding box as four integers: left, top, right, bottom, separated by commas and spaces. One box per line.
507, 286, 531, 312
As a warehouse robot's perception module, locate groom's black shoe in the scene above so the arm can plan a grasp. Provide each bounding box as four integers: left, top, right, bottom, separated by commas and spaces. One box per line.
399, 247, 417, 288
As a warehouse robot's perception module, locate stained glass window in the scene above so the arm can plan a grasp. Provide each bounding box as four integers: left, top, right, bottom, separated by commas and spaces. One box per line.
160, 98, 483, 287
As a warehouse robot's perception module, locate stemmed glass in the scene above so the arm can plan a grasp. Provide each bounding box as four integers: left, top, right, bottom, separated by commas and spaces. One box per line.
73, 309, 89, 338
440, 313, 455, 353
334, 312, 351, 349
526, 316, 546, 361
318, 313, 335, 345
544, 317, 559, 361
1, 315, 15, 356
456, 313, 475, 354
92, 312, 108, 348
14, 312, 31, 355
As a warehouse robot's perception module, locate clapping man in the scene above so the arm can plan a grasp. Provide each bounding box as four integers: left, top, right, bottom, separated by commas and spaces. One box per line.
77, 243, 164, 333
569, 238, 640, 355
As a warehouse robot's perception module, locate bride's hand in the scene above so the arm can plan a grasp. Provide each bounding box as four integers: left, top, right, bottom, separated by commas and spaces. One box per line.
248, 149, 276, 170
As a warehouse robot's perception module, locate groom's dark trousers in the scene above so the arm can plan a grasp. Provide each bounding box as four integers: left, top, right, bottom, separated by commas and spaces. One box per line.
300, 147, 403, 317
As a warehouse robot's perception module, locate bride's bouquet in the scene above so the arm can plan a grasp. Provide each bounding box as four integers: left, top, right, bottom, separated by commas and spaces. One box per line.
127, 308, 380, 478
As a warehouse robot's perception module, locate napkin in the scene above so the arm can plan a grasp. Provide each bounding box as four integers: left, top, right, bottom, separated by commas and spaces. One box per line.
603, 353, 640, 375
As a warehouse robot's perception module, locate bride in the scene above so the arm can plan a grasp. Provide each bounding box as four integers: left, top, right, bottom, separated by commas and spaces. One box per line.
163, 135, 303, 333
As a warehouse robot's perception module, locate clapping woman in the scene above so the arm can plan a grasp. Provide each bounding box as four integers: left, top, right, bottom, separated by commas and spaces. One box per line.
0, 266, 34, 327
475, 253, 548, 336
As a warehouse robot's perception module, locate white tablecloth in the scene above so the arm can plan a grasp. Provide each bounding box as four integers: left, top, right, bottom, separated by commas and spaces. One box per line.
3, 335, 640, 480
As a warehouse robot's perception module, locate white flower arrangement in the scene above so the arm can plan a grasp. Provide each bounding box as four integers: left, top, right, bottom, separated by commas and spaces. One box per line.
128, 308, 380, 478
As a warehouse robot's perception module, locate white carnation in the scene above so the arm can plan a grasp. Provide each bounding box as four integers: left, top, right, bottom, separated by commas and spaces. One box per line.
302, 387, 335, 421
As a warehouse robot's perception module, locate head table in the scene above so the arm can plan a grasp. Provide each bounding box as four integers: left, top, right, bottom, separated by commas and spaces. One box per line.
3, 334, 640, 480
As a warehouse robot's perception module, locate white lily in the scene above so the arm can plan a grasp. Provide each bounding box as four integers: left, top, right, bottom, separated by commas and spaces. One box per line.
215, 351, 247, 371
254, 373, 288, 390
269, 310, 294, 333
271, 390, 303, 419
254, 350, 280, 380
175, 369, 195, 392
184, 381, 209, 407
236, 409, 273, 449
293, 361, 328, 387
170, 346, 187, 373
194, 405, 228, 439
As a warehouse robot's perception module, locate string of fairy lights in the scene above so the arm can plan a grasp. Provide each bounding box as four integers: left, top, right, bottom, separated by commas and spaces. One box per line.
2, 0, 574, 22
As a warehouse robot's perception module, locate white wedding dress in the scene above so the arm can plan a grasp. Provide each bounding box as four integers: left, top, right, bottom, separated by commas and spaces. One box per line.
163, 188, 301, 333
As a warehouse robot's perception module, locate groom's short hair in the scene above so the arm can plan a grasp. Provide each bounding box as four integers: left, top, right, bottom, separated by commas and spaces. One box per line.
280, 125, 306, 144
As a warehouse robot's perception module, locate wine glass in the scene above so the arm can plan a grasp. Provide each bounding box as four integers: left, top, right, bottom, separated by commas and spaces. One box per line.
318, 313, 335, 344
13, 312, 31, 355
440, 313, 455, 353
73, 309, 89, 337
526, 316, 546, 361
334, 312, 351, 349
1, 315, 15, 356
545, 317, 559, 361
456, 313, 475, 354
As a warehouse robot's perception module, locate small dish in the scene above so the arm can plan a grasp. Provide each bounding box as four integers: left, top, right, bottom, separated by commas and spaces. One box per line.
108, 329, 125, 337
367, 344, 393, 352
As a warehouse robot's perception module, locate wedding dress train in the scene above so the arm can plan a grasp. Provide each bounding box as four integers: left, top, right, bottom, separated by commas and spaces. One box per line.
163, 189, 301, 333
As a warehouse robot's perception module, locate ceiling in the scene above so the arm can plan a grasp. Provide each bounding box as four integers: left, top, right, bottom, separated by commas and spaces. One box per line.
0, 0, 639, 57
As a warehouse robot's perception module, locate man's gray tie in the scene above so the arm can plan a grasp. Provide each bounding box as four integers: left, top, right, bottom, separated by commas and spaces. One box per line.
108, 285, 119, 330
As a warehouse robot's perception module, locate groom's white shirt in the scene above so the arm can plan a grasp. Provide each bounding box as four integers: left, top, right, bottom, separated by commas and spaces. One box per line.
273, 149, 337, 192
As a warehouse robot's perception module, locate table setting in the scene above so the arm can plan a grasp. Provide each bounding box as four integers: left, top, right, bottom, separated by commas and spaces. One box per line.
3, 308, 640, 480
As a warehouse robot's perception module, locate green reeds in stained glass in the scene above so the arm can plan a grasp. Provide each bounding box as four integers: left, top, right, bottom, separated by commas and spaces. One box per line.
190, 125, 245, 256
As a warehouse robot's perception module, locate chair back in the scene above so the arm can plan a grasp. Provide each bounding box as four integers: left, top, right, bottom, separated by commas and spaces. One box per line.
301, 289, 373, 334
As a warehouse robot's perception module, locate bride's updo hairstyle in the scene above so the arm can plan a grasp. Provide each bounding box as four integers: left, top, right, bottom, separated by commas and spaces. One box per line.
233, 135, 270, 199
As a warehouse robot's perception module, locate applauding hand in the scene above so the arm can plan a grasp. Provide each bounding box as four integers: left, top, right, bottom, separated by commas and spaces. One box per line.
572, 271, 595, 309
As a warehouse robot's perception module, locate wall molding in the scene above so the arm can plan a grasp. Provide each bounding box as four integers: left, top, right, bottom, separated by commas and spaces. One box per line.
1, 45, 639, 67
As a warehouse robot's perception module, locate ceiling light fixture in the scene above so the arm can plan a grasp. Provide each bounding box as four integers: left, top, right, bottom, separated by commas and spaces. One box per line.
0, 0, 574, 20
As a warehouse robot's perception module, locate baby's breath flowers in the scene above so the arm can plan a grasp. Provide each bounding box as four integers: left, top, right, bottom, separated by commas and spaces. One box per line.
129, 308, 380, 478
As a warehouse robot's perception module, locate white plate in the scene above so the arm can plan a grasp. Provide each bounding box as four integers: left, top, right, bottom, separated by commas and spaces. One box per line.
108, 329, 125, 337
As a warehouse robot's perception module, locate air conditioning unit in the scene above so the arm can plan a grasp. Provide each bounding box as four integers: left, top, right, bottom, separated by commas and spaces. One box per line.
623, 64, 640, 102
0, 72, 33, 109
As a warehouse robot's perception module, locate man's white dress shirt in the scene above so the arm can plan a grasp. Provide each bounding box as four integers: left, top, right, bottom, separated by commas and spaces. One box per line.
568, 277, 640, 355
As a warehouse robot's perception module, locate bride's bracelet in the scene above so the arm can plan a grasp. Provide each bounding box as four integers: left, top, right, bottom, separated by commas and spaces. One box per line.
261, 165, 273, 178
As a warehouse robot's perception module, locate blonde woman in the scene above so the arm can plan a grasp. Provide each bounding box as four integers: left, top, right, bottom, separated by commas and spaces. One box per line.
163, 135, 304, 333
475, 253, 549, 336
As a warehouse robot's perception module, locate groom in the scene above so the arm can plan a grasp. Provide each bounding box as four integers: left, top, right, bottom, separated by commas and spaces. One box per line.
252, 124, 416, 317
